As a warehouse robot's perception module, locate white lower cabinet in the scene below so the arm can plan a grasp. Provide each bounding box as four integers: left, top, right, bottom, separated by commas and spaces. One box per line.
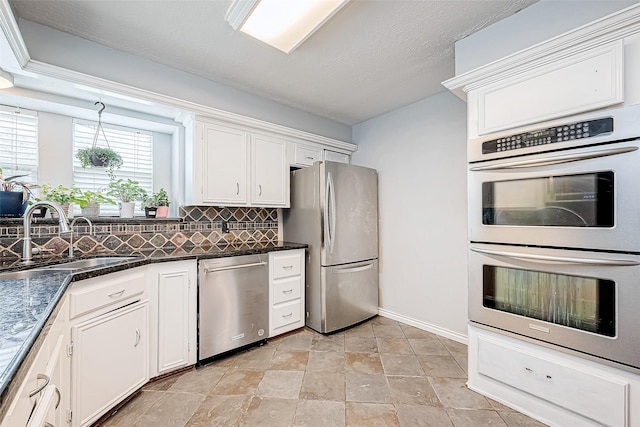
269, 249, 305, 337
147, 260, 197, 378
469, 325, 640, 427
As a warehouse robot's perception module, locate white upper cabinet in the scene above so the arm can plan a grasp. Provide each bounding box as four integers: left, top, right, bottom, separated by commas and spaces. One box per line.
324, 149, 350, 164
252, 134, 289, 207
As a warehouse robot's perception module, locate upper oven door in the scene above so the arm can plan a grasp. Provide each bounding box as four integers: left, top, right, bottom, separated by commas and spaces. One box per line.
468, 138, 640, 253
468, 242, 640, 371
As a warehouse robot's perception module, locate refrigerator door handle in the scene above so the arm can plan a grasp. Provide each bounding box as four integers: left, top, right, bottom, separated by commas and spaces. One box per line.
333, 262, 375, 274
325, 171, 336, 253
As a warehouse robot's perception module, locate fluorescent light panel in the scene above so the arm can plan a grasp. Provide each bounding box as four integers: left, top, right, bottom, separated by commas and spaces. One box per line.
227, 0, 348, 53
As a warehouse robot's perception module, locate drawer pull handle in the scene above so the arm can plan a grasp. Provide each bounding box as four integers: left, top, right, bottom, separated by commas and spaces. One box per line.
305, 156, 314, 160
282, 265, 293, 270
108, 289, 125, 298
282, 289, 294, 294
546, 375, 552, 380
135, 328, 141, 347
282, 313, 293, 318
29, 374, 50, 398
44, 423, 54, 427
525, 367, 533, 373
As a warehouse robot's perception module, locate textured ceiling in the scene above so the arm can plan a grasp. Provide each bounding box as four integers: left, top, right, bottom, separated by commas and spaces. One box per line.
9, 0, 537, 125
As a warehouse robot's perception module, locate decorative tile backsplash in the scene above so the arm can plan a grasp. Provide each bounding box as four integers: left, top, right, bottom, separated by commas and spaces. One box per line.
0, 206, 278, 260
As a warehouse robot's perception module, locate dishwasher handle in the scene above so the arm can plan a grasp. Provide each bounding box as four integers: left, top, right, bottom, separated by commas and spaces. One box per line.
204, 261, 267, 274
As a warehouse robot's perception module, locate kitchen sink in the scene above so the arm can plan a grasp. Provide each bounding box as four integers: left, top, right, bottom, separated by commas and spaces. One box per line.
0, 269, 52, 281
43, 256, 140, 270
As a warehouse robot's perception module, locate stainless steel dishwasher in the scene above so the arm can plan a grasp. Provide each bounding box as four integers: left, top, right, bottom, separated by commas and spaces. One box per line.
198, 254, 269, 361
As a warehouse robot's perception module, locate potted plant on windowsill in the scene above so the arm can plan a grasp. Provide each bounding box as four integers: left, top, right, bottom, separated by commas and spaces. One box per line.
0, 168, 38, 217
107, 178, 146, 218
38, 184, 78, 218
76, 147, 123, 180
142, 188, 170, 218
73, 189, 116, 217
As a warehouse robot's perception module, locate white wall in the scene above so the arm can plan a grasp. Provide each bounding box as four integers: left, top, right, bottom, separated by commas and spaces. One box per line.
352, 91, 468, 339
455, 0, 637, 74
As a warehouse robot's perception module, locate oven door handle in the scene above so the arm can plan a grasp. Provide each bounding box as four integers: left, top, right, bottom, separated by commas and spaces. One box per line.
469, 146, 638, 171
470, 247, 640, 266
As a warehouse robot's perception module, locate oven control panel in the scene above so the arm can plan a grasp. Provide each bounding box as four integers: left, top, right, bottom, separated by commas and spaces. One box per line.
482, 118, 614, 154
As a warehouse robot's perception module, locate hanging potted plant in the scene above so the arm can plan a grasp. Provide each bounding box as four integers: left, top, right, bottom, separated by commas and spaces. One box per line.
142, 188, 170, 218
73, 189, 116, 217
75, 101, 123, 180
107, 178, 146, 218
0, 168, 37, 217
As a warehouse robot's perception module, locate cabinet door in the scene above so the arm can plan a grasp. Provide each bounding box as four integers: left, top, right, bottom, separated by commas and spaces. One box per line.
202, 123, 248, 205
71, 302, 148, 427
324, 150, 350, 164
157, 269, 192, 374
252, 135, 289, 207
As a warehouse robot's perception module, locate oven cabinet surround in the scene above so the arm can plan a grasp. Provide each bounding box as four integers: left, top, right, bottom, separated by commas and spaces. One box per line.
186, 119, 289, 208
1, 299, 71, 427
68, 267, 148, 427
146, 260, 197, 378
469, 326, 640, 427
268, 249, 306, 337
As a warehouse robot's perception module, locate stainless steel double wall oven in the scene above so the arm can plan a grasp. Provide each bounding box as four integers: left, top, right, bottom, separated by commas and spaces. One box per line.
468, 104, 640, 371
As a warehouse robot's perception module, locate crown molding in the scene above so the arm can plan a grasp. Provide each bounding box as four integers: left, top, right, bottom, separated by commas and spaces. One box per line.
0, 0, 30, 67
443, 3, 640, 100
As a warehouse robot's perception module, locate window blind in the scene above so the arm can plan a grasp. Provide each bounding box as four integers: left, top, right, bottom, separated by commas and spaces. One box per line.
72, 119, 153, 216
0, 105, 38, 185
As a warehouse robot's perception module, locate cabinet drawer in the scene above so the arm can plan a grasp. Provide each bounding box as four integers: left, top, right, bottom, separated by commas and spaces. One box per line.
295, 145, 323, 166
272, 253, 302, 279
273, 277, 301, 305
69, 269, 145, 319
272, 300, 302, 330
477, 336, 628, 427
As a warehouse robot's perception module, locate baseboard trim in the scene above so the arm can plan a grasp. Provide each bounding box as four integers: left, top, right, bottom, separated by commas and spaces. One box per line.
377, 308, 468, 345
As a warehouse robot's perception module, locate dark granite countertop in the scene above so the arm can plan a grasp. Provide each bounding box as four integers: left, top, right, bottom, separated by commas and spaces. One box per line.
0, 241, 307, 410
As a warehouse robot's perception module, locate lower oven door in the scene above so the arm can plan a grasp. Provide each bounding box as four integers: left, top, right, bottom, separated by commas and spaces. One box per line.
468, 138, 640, 252
469, 243, 640, 370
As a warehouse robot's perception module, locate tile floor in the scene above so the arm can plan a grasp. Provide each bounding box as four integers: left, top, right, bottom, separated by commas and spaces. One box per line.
100, 316, 546, 427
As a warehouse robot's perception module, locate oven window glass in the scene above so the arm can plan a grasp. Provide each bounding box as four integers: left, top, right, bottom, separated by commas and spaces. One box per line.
482, 172, 614, 227
483, 266, 615, 336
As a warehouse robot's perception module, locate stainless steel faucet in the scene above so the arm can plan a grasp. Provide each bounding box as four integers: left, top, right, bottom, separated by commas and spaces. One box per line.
69, 216, 93, 258
23, 201, 71, 263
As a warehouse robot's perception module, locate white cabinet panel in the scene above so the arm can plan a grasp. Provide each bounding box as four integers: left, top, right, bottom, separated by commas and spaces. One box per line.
324, 150, 350, 164
202, 123, 248, 205
252, 135, 289, 207
269, 249, 305, 337
294, 144, 323, 166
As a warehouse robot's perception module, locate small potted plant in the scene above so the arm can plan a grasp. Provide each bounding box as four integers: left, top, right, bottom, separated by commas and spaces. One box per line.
38, 184, 78, 217
107, 178, 146, 218
73, 189, 115, 217
76, 147, 123, 180
142, 188, 170, 218
0, 168, 37, 217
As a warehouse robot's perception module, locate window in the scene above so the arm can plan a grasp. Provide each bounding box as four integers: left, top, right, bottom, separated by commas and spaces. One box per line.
0, 105, 38, 185
72, 119, 153, 216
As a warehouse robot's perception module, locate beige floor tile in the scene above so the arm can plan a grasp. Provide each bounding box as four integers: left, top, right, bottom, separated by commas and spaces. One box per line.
307, 351, 345, 373
453, 354, 468, 374
344, 322, 375, 337
257, 370, 305, 399
233, 345, 277, 370
498, 411, 549, 427
346, 373, 392, 403
212, 369, 265, 395
185, 394, 251, 427
446, 408, 508, 426
387, 376, 441, 406
399, 325, 438, 340
344, 352, 384, 374
369, 316, 399, 326
372, 324, 405, 338
103, 390, 164, 426
438, 337, 468, 356
417, 355, 467, 379
275, 333, 314, 351
311, 333, 345, 352
299, 371, 346, 401
430, 378, 492, 410
380, 354, 424, 376
269, 350, 309, 370
168, 365, 227, 394
293, 399, 346, 427
133, 391, 206, 427
376, 338, 413, 354
142, 374, 181, 391
240, 396, 298, 426
488, 397, 517, 412
395, 404, 454, 427
345, 402, 400, 427
408, 338, 450, 356
345, 336, 378, 353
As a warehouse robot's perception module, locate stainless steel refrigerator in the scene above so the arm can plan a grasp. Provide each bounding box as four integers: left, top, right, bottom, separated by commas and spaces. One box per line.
283, 161, 379, 333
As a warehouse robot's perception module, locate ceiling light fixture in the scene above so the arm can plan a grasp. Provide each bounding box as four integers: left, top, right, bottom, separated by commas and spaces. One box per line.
0, 68, 14, 89
225, 0, 349, 54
